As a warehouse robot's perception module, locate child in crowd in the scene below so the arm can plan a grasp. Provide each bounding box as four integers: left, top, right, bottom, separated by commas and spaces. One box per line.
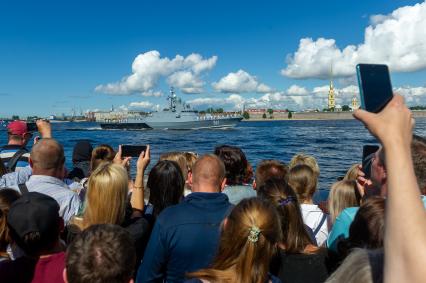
288, 164, 328, 246
258, 178, 329, 283
328, 180, 361, 228
186, 197, 281, 283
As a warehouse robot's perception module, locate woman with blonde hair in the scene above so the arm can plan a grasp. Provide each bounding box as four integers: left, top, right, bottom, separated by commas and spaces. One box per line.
343, 164, 360, 181
67, 146, 151, 262
160, 151, 198, 196
186, 197, 281, 283
328, 180, 361, 227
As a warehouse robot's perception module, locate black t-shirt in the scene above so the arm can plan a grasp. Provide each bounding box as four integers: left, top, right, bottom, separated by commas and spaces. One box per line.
271, 248, 329, 283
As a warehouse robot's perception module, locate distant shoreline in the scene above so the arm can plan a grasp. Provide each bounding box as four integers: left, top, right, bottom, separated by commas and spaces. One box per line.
244, 110, 426, 121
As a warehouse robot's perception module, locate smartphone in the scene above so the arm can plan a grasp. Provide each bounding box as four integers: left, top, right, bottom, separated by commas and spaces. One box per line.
121, 145, 147, 157
362, 145, 380, 179
26, 122, 37, 132
356, 64, 393, 113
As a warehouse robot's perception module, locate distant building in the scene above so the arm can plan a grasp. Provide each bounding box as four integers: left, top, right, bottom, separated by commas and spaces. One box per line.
351, 96, 360, 110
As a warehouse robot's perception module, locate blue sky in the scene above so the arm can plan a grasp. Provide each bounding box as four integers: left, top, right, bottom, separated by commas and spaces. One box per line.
1, 0, 425, 116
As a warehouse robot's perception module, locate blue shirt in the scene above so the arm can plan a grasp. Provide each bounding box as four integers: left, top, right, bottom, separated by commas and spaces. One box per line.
136, 192, 233, 283
222, 184, 256, 205
9, 175, 80, 224
327, 196, 426, 252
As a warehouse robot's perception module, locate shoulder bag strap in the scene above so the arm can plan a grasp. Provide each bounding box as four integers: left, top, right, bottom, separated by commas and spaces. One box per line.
313, 214, 327, 236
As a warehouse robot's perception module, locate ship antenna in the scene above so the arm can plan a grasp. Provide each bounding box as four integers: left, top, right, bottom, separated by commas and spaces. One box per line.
169, 87, 176, 112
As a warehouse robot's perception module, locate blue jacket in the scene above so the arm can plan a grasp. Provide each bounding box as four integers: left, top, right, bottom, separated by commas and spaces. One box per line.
136, 192, 233, 283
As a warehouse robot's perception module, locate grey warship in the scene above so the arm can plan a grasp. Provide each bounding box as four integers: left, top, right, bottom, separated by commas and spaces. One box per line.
100, 88, 243, 130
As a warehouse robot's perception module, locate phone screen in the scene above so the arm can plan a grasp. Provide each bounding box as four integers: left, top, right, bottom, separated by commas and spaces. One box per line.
362, 145, 380, 179
356, 64, 393, 113
121, 145, 147, 157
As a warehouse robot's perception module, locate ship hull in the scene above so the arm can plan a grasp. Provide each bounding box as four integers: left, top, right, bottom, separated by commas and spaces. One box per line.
100, 122, 150, 130
144, 117, 243, 130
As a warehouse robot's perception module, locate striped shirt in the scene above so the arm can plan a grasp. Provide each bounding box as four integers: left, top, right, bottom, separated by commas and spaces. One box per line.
0, 145, 30, 171
10, 175, 80, 223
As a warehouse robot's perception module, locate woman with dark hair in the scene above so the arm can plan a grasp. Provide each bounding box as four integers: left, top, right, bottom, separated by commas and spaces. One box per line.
186, 197, 281, 283
214, 145, 256, 204
0, 189, 21, 261
258, 178, 329, 283
338, 197, 385, 259
145, 160, 185, 223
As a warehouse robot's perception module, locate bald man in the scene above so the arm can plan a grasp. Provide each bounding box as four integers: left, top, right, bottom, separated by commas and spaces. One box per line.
10, 138, 80, 223
137, 154, 233, 283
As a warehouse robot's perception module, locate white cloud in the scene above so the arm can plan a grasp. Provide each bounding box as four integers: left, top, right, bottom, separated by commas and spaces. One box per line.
95, 50, 217, 95
187, 94, 246, 110
142, 90, 162, 97
212, 69, 272, 93
286, 84, 309, 96
282, 1, 426, 79
395, 86, 426, 105
129, 101, 154, 109
167, 71, 204, 94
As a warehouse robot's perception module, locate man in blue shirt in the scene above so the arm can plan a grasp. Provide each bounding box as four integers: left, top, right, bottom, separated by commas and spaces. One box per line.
137, 154, 233, 283
0, 121, 33, 171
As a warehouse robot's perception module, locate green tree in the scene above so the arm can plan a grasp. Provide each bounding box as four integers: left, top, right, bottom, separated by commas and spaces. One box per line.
267, 108, 273, 115
215, 108, 224, 113
262, 113, 267, 119
288, 111, 292, 119
243, 111, 250, 119
11, 115, 19, 120
342, 105, 350, 111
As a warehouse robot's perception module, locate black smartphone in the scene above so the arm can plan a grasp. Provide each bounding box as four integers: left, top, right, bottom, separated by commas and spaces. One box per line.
26, 122, 37, 132
362, 145, 380, 179
356, 64, 393, 113
121, 145, 147, 157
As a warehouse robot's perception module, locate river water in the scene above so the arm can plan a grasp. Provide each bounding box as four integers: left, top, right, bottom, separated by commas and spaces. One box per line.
2, 119, 426, 201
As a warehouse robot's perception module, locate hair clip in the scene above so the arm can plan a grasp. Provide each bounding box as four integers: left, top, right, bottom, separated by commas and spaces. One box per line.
278, 196, 296, 206
248, 226, 261, 243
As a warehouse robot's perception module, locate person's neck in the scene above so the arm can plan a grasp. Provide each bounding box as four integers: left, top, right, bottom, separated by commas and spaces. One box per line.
32, 169, 60, 179
8, 140, 23, 146
303, 199, 314, 204
38, 241, 65, 258
191, 185, 220, 193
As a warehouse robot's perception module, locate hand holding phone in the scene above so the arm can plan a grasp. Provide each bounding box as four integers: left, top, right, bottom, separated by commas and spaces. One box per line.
121, 145, 148, 157
356, 64, 393, 113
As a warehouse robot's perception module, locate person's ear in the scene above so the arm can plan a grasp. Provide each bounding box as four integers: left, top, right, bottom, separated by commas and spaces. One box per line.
188, 171, 193, 186
220, 178, 227, 192
223, 217, 229, 230
29, 157, 34, 169
129, 279, 135, 283
252, 180, 257, 190
63, 268, 68, 283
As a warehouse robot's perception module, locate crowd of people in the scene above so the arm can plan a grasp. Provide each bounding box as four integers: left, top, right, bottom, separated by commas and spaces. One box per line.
0, 95, 425, 283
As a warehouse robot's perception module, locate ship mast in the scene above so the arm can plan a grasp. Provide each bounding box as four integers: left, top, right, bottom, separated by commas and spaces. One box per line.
168, 87, 177, 112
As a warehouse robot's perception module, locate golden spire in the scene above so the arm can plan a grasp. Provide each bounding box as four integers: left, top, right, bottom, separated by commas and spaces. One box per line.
328, 63, 335, 110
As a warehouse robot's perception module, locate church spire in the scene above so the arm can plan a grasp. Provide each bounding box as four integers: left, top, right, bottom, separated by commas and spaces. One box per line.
328, 63, 335, 110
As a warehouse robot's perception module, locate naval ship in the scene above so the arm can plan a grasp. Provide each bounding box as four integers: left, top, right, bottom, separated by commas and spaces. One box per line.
100, 88, 243, 130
